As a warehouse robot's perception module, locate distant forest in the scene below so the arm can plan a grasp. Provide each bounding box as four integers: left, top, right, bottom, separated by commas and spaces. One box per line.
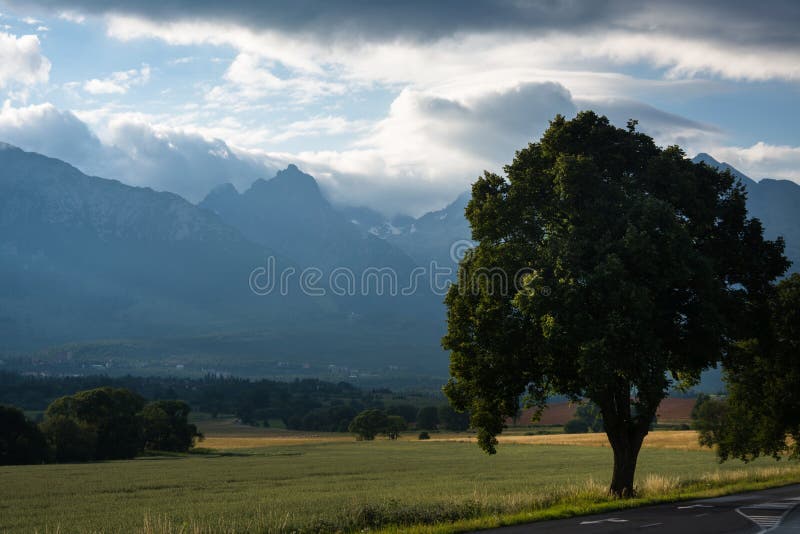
0, 372, 395, 432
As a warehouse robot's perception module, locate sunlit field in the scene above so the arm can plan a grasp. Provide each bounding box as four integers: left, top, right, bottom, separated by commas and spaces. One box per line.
2, 425, 799, 533
202, 429, 707, 451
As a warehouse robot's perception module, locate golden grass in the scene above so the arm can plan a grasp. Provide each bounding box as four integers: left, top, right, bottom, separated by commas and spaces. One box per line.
409, 430, 703, 451
199, 428, 704, 451
201, 435, 354, 449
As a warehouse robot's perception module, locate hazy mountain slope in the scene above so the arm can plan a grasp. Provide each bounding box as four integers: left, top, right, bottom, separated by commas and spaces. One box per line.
345, 192, 471, 270
0, 143, 311, 348
0, 145, 449, 373
693, 153, 799, 272
387, 192, 472, 268
200, 165, 418, 274
357, 155, 797, 275
199, 165, 443, 321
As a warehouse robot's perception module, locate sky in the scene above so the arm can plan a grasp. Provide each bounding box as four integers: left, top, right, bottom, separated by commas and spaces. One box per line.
0, 1, 798, 216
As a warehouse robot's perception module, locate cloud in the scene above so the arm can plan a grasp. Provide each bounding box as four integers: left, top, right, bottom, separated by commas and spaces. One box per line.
0, 86, 777, 217
577, 98, 723, 148
204, 53, 346, 107
0, 101, 277, 202
57, 11, 85, 24
261, 82, 720, 215
83, 64, 151, 95
707, 142, 800, 183
167, 56, 195, 65
269, 116, 369, 143
8, 1, 800, 85
96, 116, 276, 199
0, 101, 105, 164
11, 1, 800, 49
0, 32, 50, 88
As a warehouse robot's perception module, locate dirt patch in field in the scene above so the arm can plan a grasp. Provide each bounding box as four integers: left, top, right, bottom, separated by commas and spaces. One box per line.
656, 398, 696, 423
508, 397, 697, 427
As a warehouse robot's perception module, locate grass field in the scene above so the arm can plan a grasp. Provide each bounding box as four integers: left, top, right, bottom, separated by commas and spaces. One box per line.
3, 426, 800, 533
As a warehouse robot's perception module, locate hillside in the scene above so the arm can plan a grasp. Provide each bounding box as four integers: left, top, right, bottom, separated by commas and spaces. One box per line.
0, 144, 449, 374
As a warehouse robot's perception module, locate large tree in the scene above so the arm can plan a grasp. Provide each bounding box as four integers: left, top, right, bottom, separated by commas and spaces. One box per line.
443, 112, 788, 496
44, 387, 145, 460
712, 273, 800, 461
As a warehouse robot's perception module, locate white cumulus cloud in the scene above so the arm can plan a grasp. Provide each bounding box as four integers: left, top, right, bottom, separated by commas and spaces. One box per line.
83, 64, 151, 95
0, 32, 50, 88
707, 142, 800, 182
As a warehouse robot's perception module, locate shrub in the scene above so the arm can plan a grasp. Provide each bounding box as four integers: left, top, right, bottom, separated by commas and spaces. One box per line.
418, 431, 430, 440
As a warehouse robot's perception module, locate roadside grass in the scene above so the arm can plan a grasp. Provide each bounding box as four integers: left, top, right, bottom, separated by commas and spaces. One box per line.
2, 433, 799, 533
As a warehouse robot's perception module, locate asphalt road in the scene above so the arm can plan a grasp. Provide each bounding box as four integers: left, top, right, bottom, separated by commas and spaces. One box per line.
477, 483, 800, 533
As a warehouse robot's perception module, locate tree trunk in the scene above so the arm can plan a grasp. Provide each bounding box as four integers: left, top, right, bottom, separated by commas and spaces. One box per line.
599, 389, 655, 497
608, 429, 646, 497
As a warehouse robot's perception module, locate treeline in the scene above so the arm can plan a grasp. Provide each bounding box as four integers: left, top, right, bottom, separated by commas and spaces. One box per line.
0, 372, 469, 433
0, 372, 383, 431
1, 387, 201, 465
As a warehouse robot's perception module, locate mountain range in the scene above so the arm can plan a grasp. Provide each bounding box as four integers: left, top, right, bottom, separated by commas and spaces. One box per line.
0, 143, 797, 381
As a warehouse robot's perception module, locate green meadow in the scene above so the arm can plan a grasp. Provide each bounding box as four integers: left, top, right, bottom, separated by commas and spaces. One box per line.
3, 436, 800, 533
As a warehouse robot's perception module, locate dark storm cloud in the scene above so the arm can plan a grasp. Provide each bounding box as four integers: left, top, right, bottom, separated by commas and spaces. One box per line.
10, 0, 800, 48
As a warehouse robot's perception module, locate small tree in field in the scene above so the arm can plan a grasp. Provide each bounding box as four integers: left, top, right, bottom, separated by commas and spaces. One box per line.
690, 394, 728, 449
141, 400, 203, 452
383, 415, 408, 440
348, 409, 388, 441
444, 112, 787, 496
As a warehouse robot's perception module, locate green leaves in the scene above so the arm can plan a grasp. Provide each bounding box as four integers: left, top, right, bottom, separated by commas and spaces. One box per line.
443, 111, 787, 493
713, 274, 800, 461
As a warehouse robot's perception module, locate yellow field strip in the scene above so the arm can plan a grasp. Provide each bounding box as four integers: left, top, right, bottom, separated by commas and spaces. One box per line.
430, 430, 705, 450
201, 430, 704, 451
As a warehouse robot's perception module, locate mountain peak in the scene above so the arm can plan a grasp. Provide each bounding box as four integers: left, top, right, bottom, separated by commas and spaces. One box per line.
265, 164, 321, 196
692, 152, 757, 188
209, 182, 238, 197
199, 182, 240, 213
692, 153, 720, 166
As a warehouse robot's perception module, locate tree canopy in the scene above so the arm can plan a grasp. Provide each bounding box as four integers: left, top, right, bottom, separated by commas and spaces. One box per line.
0, 405, 48, 465
45, 387, 145, 460
141, 400, 202, 452
443, 111, 788, 495
712, 273, 800, 461
348, 409, 389, 440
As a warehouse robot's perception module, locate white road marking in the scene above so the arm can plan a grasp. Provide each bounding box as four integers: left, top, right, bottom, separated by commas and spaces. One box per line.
580, 518, 628, 525
746, 502, 796, 510
640, 522, 663, 528
736, 499, 800, 533
678, 504, 713, 509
